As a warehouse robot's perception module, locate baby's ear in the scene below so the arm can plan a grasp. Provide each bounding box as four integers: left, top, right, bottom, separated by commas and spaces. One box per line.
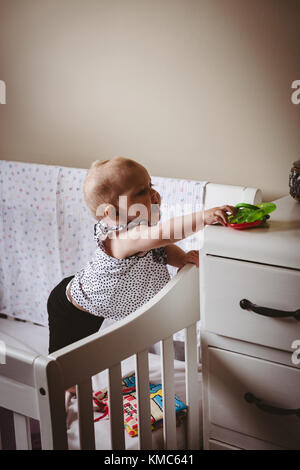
96, 203, 117, 220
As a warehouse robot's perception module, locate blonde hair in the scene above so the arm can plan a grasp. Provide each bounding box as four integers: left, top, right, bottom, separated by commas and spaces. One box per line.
83, 157, 142, 220
83, 159, 111, 220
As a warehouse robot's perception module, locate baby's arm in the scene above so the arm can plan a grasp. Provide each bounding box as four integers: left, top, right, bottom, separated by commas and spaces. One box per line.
165, 244, 199, 270
165, 244, 187, 268
109, 205, 236, 259
109, 210, 203, 259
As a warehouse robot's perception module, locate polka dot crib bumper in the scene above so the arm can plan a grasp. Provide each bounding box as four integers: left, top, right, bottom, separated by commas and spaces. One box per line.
0, 160, 206, 327
0, 160, 95, 325
0, 161, 61, 325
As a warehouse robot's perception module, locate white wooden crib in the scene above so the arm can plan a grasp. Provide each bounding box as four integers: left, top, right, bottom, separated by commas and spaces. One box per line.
0, 161, 262, 450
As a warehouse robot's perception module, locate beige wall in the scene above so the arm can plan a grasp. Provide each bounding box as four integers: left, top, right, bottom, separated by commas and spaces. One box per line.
0, 0, 299, 201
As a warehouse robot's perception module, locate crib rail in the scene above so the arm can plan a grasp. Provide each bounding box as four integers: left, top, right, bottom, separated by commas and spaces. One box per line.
0, 345, 40, 429
47, 263, 200, 450
135, 350, 152, 449
161, 336, 177, 449
50, 264, 199, 387
108, 363, 125, 449
0, 264, 200, 450
0, 345, 42, 449
77, 377, 95, 449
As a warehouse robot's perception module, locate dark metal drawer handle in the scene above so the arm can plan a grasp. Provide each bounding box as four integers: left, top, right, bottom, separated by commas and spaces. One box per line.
244, 392, 300, 418
240, 299, 300, 321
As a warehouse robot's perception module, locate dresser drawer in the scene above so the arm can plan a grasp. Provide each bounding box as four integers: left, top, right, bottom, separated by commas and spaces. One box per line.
208, 347, 300, 449
202, 255, 300, 353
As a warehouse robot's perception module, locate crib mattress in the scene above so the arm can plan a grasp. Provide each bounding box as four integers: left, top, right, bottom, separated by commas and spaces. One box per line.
0, 316, 203, 450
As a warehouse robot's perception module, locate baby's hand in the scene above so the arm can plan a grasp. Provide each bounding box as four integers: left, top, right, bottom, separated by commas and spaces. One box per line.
177, 250, 199, 272
204, 205, 237, 227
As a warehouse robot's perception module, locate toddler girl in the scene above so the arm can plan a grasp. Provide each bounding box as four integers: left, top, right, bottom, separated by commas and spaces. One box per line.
47, 156, 235, 358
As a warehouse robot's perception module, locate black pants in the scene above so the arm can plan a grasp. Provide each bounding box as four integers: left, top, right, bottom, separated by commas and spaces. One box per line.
47, 276, 104, 354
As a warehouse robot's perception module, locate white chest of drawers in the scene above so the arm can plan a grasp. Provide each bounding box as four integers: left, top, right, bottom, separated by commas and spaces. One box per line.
200, 196, 300, 450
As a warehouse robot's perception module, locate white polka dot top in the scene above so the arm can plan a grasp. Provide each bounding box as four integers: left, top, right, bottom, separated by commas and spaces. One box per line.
65, 218, 171, 320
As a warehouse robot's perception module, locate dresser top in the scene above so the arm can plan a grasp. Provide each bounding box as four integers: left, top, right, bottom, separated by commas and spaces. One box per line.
202, 196, 300, 270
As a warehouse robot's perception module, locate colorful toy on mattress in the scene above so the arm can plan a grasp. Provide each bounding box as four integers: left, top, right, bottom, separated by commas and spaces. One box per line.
93, 373, 187, 437
227, 202, 276, 230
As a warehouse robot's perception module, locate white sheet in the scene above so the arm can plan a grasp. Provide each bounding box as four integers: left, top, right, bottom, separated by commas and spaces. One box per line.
0, 315, 49, 356
0, 160, 61, 325
0, 316, 203, 450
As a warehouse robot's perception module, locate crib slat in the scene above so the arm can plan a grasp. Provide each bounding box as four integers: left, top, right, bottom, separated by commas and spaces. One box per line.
184, 323, 200, 449
108, 363, 125, 450
34, 356, 68, 450
76, 378, 96, 450
135, 350, 152, 450
13, 413, 32, 450
161, 337, 177, 450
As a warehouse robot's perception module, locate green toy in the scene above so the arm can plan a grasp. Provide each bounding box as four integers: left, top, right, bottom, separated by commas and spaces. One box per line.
227, 202, 276, 228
